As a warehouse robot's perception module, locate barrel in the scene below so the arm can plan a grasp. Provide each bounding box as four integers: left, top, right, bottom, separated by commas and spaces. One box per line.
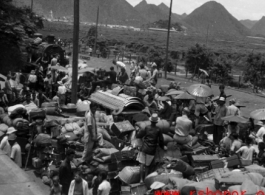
135, 119, 171, 134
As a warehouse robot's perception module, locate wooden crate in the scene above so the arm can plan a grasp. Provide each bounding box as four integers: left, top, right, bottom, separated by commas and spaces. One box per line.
121, 186, 131, 195
194, 166, 209, 175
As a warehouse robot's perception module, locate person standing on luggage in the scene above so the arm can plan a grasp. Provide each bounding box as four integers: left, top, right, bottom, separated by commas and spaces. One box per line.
136, 113, 164, 183
59, 149, 75, 195
213, 97, 227, 145
219, 84, 227, 99
82, 102, 99, 162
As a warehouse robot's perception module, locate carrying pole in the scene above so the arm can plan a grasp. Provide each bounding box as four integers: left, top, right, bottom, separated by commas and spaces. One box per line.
164, 0, 173, 79
93, 6, 100, 56
71, 0, 80, 104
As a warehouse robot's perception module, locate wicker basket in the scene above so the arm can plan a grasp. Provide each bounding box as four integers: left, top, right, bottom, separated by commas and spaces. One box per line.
111, 150, 136, 163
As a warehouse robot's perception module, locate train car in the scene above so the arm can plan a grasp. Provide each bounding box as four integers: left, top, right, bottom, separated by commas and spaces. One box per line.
0, 150, 47, 195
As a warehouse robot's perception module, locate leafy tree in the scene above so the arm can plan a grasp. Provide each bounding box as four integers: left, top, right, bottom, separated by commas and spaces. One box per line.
209, 55, 232, 84
243, 53, 265, 91
185, 44, 213, 76
0, 0, 43, 74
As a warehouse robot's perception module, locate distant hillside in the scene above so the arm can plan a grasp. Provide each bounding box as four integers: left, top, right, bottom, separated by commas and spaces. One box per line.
251, 16, 265, 36
157, 3, 183, 22
146, 20, 186, 31
240, 19, 258, 29
13, 0, 147, 27
135, 0, 183, 23
184, 1, 250, 37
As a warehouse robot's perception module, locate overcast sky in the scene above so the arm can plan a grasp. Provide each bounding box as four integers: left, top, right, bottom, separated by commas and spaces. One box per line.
127, 0, 265, 20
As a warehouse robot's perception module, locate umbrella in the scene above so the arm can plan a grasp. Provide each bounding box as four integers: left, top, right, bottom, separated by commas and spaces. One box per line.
50, 65, 68, 72
221, 115, 248, 123
157, 96, 170, 101
165, 90, 184, 96
250, 109, 265, 121
187, 84, 213, 97
174, 92, 195, 100
199, 69, 209, 76
78, 67, 95, 74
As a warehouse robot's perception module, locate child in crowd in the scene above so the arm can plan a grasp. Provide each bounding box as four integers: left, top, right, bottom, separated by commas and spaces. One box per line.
50, 175, 62, 195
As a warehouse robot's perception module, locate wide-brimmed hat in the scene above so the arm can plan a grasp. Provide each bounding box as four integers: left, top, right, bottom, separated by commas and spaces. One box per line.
149, 113, 160, 123
7, 127, 17, 135
8, 133, 17, 141
218, 97, 226, 102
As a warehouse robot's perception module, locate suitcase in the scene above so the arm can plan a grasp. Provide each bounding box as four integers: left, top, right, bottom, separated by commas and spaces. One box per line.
192, 154, 219, 167
111, 121, 134, 138
210, 155, 242, 169
29, 108, 46, 120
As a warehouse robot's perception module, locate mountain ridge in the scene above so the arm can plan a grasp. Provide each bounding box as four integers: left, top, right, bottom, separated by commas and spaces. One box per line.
251, 16, 265, 36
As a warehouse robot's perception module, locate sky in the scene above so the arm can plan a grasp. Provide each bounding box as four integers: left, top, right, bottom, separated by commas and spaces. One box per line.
126, 0, 265, 21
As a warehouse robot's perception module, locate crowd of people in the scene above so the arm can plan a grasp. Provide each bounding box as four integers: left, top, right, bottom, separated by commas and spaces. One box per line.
2, 54, 265, 195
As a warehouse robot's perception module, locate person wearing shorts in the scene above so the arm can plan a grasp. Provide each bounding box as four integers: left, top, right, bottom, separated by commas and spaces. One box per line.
136, 113, 164, 183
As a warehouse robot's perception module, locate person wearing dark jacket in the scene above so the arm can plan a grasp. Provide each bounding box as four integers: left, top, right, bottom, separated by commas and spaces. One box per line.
59, 149, 75, 195
136, 113, 164, 183
117, 67, 129, 84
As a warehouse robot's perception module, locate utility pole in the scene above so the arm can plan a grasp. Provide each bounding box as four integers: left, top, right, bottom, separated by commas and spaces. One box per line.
31, 0, 33, 12
71, 0, 79, 104
94, 6, 99, 56
164, 0, 173, 79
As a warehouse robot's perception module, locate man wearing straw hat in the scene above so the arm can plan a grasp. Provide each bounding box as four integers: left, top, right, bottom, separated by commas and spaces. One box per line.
213, 97, 227, 145
136, 113, 164, 183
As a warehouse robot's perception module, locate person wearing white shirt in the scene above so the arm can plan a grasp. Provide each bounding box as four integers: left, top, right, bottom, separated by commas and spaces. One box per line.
113, 60, 126, 72
236, 137, 256, 166
97, 171, 111, 195
227, 99, 240, 116
0, 127, 17, 155
8, 134, 22, 167
256, 121, 265, 143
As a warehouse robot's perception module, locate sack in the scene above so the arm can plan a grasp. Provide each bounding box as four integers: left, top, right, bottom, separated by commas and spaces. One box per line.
34, 133, 52, 147
61, 132, 78, 141
76, 102, 91, 117
3, 115, 13, 127
0, 123, 8, 133
102, 140, 116, 149
9, 107, 27, 119
94, 148, 119, 158
13, 118, 29, 130
98, 127, 111, 141
245, 164, 265, 177
167, 158, 195, 178
43, 107, 59, 115
8, 104, 25, 115
64, 123, 80, 132
169, 177, 195, 190
29, 108, 46, 120
184, 180, 216, 193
